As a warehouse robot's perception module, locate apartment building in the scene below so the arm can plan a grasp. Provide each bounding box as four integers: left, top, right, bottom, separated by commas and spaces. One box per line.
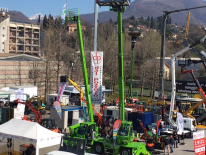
0, 12, 40, 56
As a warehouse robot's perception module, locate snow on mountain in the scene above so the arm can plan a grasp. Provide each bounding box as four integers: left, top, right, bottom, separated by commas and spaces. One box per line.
29, 13, 44, 20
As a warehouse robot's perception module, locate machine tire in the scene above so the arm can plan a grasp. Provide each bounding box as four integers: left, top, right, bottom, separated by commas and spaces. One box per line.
120, 148, 131, 155
94, 143, 104, 154
201, 120, 206, 126
40, 109, 46, 115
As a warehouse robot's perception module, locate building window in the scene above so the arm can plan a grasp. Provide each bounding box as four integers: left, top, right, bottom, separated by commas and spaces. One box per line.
2, 49, 4, 52
3, 34, 4, 37
2, 42, 4, 44
3, 27, 5, 29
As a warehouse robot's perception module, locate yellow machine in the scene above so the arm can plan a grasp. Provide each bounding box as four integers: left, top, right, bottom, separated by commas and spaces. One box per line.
28, 96, 45, 111
148, 98, 165, 106
68, 76, 84, 106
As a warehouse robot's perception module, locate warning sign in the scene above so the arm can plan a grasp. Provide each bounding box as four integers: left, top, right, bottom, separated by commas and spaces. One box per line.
193, 130, 205, 155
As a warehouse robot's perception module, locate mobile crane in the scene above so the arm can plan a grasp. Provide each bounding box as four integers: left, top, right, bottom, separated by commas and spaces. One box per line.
169, 35, 206, 131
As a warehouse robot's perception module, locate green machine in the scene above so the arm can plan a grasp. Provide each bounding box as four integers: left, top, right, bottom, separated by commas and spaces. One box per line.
62, 9, 99, 149
92, 1, 150, 155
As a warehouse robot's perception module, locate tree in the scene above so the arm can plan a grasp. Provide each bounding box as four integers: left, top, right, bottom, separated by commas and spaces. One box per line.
43, 15, 48, 30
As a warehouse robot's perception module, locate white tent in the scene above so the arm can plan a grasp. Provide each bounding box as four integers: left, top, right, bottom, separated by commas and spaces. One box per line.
0, 119, 62, 155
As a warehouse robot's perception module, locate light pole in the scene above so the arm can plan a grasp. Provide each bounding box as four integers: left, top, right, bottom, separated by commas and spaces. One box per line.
128, 31, 141, 97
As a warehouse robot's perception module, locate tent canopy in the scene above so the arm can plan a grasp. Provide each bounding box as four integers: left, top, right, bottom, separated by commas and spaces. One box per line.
0, 119, 62, 148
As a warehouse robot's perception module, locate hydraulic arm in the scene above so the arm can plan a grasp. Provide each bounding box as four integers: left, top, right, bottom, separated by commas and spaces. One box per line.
169, 35, 206, 128
182, 69, 206, 107
68, 76, 84, 106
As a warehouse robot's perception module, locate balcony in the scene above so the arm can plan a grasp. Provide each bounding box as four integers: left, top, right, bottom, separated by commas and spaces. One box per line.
10, 28, 16, 31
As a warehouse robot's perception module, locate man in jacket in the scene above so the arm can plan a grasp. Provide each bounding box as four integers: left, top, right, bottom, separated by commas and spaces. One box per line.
164, 137, 170, 155
170, 135, 174, 153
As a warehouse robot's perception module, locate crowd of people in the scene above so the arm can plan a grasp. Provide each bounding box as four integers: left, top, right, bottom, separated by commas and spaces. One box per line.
164, 131, 178, 154
98, 116, 119, 138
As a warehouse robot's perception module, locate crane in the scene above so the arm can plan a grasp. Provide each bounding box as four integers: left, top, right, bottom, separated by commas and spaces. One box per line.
67, 76, 84, 106
169, 35, 206, 129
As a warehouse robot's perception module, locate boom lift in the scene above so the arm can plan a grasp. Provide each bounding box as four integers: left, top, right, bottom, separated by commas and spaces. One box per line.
169, 35, 206, 130
67, 76, 84, 106
62, 10, 99, 149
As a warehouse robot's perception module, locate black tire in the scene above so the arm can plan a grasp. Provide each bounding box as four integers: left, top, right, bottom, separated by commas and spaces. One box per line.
40, 109, 46, 115
94, 143, 104, 154
201, 120, 206, 126
120, 148, 131, 155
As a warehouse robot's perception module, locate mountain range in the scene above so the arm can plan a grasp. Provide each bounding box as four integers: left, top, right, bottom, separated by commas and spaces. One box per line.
6, 0, 206, 26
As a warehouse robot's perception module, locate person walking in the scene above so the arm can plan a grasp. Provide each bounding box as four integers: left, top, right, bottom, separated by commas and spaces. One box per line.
164, 137, 170, 155
170, 135, 174, 153
173, 131, 178, 148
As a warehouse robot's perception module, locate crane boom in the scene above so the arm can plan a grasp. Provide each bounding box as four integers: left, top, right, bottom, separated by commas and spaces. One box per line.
169, 35, 206, 128
68, 76, 84, 106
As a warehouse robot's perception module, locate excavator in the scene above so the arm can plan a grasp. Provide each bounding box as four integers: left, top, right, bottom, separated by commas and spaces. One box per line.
15, 99, 60, 133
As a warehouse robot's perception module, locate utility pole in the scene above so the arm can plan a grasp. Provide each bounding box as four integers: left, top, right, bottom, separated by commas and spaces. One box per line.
159, 5, 206, 100
93, 1, 98, 51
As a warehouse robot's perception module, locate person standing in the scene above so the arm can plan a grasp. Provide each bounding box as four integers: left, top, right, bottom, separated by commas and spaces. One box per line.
164, 137, 170, 155
173, 131, 178, 148
170, 135, 174, 153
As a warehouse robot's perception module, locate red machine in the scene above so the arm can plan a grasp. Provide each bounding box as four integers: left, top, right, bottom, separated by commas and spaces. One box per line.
80, 97, 103, 125
182, 69, 206, 106
15, 99, 60, 133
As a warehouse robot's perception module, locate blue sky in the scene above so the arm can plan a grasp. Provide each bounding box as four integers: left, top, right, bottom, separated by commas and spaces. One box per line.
0, 0, 134, 18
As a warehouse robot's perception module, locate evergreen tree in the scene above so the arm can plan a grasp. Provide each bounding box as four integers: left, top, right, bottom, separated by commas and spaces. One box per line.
43, 15, 48, 30
147, 16, 150, 21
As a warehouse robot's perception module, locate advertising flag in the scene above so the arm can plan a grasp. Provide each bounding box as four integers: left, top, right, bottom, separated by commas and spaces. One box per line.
57, 82, 66, 102
193, 130, 205, 155
55, 82, 66, 119
90, 52, 103, 104
61, 2, 67, 25
53, 101, 62, 119
113, 119, 122, 147
177, 112, 184, 134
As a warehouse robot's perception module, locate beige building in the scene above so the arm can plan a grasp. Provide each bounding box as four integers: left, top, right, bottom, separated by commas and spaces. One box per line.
0, 12, 40, 56
0, 54, 66, 97
68, 24, 86, 34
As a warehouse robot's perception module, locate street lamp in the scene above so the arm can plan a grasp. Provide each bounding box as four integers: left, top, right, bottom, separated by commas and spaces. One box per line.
128, 31, 141, 97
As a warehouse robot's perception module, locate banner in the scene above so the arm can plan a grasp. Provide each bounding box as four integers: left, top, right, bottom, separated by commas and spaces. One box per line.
113, 119, 122, 147
57, 82, 66, 102
61, 2, 67, 25
193, 130, 205, 155
17, 88, 23, 101
90, 52, 103, 104
55, 82, 66, 119
176, 112, 184, 135
176, 80, 206, 94
53, 101, 62, 119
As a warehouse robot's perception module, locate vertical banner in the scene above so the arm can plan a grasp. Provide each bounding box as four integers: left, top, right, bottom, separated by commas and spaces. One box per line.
57, 82, 66, 102
177, 112, 184, 135
17, 88, 23, 101
113, 120, 122, 148
55, 82, 66, 119
53, 101, 62, 119
90, 52, 103, 104
14, 88, 25, 119
193, 130, 205, 155
61, 1, 67, 25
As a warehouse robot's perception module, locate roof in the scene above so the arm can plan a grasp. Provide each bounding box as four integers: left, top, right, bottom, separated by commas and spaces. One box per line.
61, 105, 83, 111
68, 24, 86, 28
0, 54, 42, 61
0, 15, 9, 23
10, 86, 37, 89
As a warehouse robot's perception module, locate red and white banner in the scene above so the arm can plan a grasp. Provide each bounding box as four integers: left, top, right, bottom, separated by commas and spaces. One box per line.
90, 52, 103, 104
193, 130, 205, 155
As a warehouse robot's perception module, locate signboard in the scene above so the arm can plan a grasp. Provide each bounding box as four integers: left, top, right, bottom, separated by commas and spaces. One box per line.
90, 52, 103, 104
176, 80, 206, 94
193, 130, 205, 155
